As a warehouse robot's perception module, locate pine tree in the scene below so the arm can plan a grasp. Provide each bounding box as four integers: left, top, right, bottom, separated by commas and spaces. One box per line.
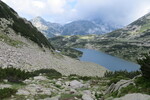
137, 52, 150, 79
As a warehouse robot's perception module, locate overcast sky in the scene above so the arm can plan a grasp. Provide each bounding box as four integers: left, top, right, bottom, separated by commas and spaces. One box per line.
2, 0, 150, 25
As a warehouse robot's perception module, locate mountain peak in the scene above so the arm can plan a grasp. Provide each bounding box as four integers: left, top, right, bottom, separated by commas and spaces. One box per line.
31, 16, 46, 23
31, 16, 62, 37
36, 16, 43, 19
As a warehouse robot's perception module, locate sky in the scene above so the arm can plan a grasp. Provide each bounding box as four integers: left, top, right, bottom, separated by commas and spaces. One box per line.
2, 0, 150, 25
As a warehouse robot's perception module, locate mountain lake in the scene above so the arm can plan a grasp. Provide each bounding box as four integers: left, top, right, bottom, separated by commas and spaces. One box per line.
76, 48, 140, 72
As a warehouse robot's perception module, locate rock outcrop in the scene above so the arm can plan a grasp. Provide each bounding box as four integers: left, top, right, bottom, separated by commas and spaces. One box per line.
113, 93, 150, 100
105, 79, 135, 94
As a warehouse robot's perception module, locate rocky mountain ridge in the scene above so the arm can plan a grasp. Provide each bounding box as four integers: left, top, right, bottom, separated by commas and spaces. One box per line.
31, 17, 62, 37
31, 17, 122, 37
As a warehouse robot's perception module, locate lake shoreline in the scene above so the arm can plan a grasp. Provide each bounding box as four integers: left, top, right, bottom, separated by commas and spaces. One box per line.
76, 48, 140, 72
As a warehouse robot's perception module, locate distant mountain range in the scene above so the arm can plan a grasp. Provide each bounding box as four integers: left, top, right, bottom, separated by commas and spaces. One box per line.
31, 17, 122, 37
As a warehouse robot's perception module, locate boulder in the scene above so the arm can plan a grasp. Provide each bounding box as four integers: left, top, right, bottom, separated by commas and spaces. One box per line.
69, 80, 83, 89
82, 94, 93, 100
0, 84, 12, 89
82, 90, 94, 100
23, 79, 32, 84
55, 81, 62, 86
113, 93, 150, 100
33, 76, 48, 81
83, 90, 92, 95
16, 89, 30, 95
18, 84, 52, 95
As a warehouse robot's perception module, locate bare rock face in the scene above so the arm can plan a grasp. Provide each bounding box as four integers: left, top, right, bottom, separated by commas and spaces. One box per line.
113, 93, 150, 100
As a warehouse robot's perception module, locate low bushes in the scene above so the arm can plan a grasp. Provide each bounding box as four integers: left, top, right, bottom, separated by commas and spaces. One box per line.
104, 70, 141, 79
104, 70, 141, 85
0, 67, 62, 82
32, 69, 62, 79
68, 74, 92, 81
134, 77, 150, 94
0, 88, 17, 99
0, 67, 32, 83
110, 77, 150, 98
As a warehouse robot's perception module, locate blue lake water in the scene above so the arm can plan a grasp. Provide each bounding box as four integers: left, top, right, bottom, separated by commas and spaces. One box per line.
76, 48, 140, 72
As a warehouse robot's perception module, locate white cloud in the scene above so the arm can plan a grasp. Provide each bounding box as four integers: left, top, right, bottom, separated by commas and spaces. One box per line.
1, 0, 150, 25
46, 0, 66, 14
74, 0, 150, 25
32, 1, 45, 8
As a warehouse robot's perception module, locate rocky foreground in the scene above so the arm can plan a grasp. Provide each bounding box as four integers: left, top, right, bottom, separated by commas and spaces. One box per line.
1, 74, 150, 100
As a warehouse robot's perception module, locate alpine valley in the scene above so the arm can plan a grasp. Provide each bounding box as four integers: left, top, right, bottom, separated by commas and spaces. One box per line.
49, 13, 150, 62
0, 1, 150, 100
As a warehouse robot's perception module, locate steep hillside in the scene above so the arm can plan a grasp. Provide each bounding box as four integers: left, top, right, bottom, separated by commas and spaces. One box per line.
0, 2, 53, 49
106, 13, 150, 41
0, 1, 107, 77
31, 17, 62, 37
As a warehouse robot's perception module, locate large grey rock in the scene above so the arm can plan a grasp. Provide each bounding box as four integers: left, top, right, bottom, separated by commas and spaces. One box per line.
82, 90, 94, 100
0, 84, 12, 89
17, 84, 51, 96
55, 81, 62, 86
82, 94, 93, 100
69, 80, 83, 89
113, 93, 150, 100
33, 76, 48, 81
23, 79, 32, 84
16, 89, 30, 95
